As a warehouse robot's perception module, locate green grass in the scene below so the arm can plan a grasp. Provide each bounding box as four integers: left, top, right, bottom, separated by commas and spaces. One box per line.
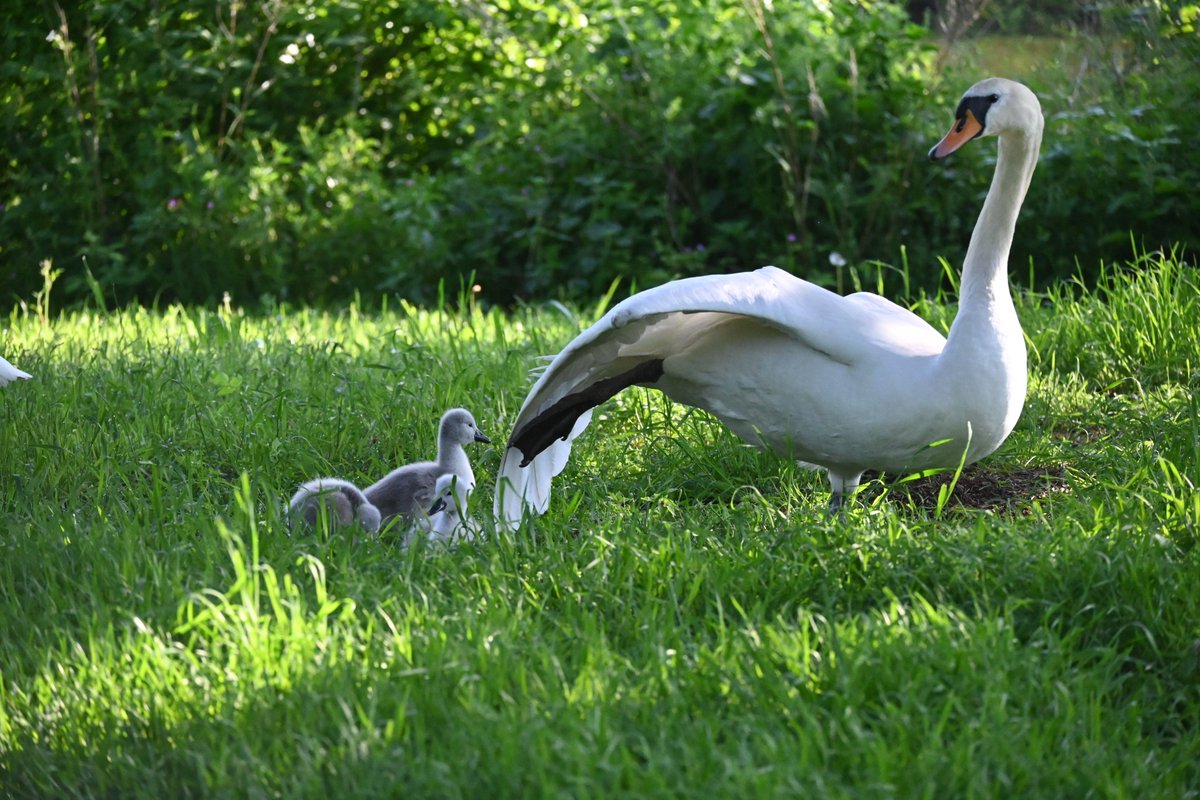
2, 250, 1199, 798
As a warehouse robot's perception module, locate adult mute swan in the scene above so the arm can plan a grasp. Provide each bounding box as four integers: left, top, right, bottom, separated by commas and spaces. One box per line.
495, 77, 1043, 526
0, 355, 31, 387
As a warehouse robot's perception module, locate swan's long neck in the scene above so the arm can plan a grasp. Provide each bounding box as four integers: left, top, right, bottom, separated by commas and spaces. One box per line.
945, 124, 1041, 348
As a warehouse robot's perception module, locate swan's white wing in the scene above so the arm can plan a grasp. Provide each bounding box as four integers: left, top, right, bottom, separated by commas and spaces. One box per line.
0, 356, 31, 387
527, 268, 940, 412
493, 266, 944, 527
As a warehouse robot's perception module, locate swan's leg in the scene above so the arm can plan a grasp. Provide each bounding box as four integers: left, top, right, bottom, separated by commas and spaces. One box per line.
825, 471, 863, 514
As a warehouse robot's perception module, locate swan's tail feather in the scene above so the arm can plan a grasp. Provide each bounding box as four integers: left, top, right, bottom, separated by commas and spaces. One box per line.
509, 360, 663, 468
494, 409, 593, 530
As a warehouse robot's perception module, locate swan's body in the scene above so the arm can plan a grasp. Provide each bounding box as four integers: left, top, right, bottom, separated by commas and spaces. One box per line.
0, 356, 30, 387
289, 478, 382, 533
495, 78, 1043, 526
364, 407, 490, 531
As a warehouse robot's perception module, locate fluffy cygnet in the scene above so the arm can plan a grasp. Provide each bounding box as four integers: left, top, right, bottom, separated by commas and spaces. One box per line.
364, 407, 490, 531
288, 477, 382, 533
425, 472, 475, 545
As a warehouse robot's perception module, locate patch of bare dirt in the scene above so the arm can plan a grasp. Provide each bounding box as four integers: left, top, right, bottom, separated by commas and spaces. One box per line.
868, 464, 1072, 515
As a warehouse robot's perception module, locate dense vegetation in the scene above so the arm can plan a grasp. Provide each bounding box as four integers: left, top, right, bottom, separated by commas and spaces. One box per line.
2, 251, 1199, 796
2, 0, 1198, 307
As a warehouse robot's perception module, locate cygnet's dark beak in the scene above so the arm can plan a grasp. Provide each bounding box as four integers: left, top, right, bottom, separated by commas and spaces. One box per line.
428, 496, 447, 515
474, 430, 492, 444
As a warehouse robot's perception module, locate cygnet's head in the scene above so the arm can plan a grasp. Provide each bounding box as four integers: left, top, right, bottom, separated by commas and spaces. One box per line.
428, 473, 472, 541
929, 77, 1043, 161
356, 502, 382, 533
429, 473, 467, 515
439, 407, 491, 446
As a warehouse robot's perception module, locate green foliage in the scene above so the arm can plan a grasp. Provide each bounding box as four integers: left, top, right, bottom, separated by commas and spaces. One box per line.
423, 0, 943, 298
1, 0, 520, 304
2, 253, 1200, 795
940, 3, 1200, 288
1, 0, 1197, 306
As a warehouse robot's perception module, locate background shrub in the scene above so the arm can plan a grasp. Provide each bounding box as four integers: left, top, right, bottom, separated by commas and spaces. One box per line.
1, 0, 1196, 307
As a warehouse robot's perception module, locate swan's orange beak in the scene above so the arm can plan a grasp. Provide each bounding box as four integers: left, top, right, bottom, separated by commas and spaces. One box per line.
929, 109, 984, 161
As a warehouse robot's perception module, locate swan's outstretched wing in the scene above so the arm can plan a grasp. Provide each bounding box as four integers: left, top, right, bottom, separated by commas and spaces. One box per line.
493, 266, 943, 527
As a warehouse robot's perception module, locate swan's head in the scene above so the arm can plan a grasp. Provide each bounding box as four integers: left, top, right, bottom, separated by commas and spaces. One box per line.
929, 77, 1043, 161
440, 407, 492, 446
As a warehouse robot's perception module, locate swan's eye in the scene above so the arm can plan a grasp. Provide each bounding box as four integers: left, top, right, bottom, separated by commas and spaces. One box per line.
987, 93, 1000, 103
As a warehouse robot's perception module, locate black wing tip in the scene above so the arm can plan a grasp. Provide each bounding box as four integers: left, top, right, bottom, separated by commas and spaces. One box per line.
509, 358, 665, 466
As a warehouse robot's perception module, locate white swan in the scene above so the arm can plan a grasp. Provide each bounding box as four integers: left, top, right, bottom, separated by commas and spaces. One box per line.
364, 407, 490, 531
495, 77, 1043, 526
0, 355, 31, 387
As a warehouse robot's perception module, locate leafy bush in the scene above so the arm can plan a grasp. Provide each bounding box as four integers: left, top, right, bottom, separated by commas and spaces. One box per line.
937, 1, 1200, 287
455, 0, 944, 298
0, 0, 1196, 307
1027, 6, 1199, 283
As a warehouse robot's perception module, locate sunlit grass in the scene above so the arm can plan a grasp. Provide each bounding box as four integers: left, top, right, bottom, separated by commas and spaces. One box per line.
1, 253, 1199, 797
